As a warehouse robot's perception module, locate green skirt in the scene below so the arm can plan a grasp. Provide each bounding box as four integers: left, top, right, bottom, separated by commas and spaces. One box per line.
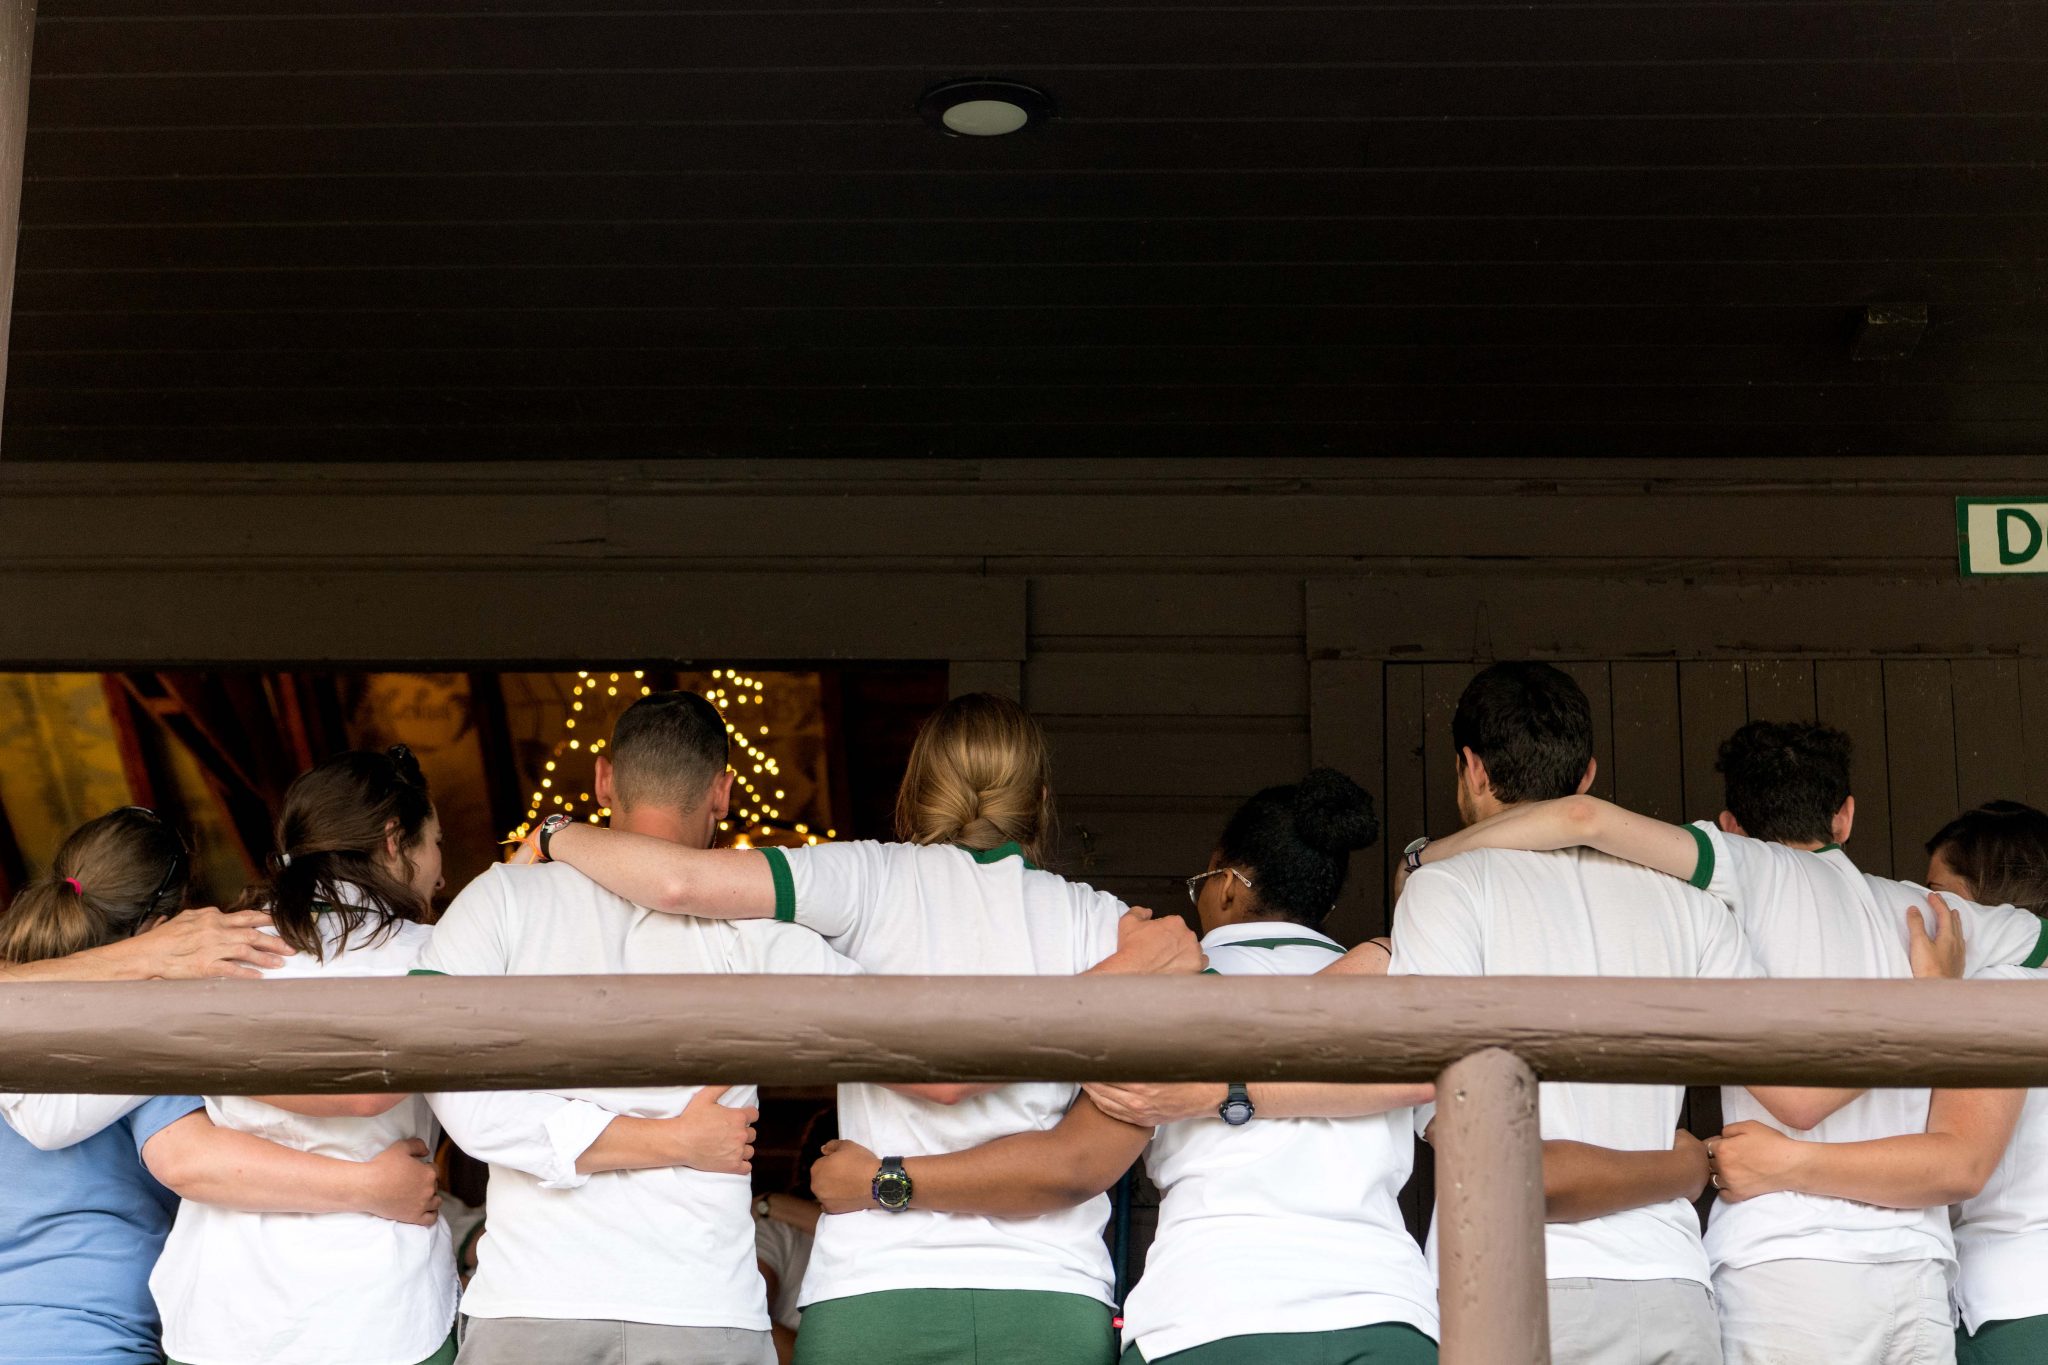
1122, 1323, 1439, 1365
1959, 1314, 2048, 1365
795, 1288, 1115, 1365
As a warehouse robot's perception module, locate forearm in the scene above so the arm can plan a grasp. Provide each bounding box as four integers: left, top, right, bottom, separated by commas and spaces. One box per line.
575, 1115, 693, 1175
1771, 1133, 1990, 1208
431, 1090, 614, 1186
1543, 1140, 1706, 1223
762, 1193, 821, 1235
901, 1129, 1141, 1217
145, 1125, 378, 1214
1249, 1082, 1435, 1119
0, 939, 148, 982
249, 1094, 412, 1119
1426, 795, 1701, 882
544, 824, 774, 919
1748, 1086, 1866, 1132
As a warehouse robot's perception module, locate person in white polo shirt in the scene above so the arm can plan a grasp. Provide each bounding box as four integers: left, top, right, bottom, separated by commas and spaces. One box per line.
537, 691, 1204, 1365
803, 766, 1442, 1365
1388, 663, 1764, 1365
1703, 804, 2048, 1365
417, 691, 861, 1365
149, 746, 461, 1365
1407, 723, 2048, 1365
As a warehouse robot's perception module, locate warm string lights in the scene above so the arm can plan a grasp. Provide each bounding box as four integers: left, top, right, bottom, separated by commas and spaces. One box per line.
502, 668, 835, 850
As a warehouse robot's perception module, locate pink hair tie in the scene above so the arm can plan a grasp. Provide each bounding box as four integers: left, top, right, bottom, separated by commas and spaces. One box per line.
62, 877, 82, 894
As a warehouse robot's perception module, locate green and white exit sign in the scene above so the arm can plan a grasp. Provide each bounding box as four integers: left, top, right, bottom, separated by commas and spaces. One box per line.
1958, 498, 2048, 576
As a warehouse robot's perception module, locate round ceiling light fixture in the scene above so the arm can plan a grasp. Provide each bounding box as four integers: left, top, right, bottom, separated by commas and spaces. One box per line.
918, 79, 1054, 137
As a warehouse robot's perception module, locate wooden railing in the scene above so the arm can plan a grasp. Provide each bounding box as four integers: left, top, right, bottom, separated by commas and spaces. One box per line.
7, 973, 2045, 1365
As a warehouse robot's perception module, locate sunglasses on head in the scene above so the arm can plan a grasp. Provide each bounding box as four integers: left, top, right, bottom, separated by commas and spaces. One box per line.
120, 805, 189, 914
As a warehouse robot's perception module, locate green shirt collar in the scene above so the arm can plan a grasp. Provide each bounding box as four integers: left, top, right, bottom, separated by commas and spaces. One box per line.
963, 841, 1038, 871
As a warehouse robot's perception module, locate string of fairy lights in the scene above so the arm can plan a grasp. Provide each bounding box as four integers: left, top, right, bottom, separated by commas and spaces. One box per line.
502, 668, 835, 850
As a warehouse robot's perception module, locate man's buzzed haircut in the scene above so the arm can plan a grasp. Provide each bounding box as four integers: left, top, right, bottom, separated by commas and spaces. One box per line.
609, 690, 730, 812
1452, 662, 1595, 804
1716, 720, 1852, 846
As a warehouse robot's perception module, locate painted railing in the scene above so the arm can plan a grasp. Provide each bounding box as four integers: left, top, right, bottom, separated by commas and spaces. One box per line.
7, 973, 2044, 1365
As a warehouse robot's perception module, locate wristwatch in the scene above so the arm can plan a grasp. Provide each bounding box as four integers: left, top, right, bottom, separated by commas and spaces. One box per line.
1402, 836, 1431, 873
872, 1156, 914, 1211
1218, 1082, 1256, 1126
754, 1195, 773, 1219
535, 812, 574, 862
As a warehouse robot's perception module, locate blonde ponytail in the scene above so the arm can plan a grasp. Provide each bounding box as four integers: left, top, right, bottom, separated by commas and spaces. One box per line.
894, 693, 1055, 865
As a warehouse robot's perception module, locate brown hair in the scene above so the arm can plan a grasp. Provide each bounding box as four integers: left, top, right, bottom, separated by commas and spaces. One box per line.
240, 746, 435, 960
893, 693, 1055, 864
610, 690, 729, 812
0, 807, 190, 964
1926, 800, 2048, 916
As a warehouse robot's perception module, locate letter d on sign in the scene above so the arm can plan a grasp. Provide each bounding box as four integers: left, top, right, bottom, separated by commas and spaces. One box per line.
1999, 508, 2044, 566
1959, 499, 2048, 576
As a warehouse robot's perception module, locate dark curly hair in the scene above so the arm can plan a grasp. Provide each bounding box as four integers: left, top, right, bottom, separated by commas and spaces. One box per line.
1716, 721, 1852, 846
1213, 768, 1380, 929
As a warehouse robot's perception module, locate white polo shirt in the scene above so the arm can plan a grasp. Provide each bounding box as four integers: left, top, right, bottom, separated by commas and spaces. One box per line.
417, 862, 861, 1330
1121, 922, 1437, 1361
150, 912, 458, 1365
1391, 846, 1760, 1287
1688, 825, 2048, 1275
759, 839, 1126, 1308
1952, 964, 2048, 1333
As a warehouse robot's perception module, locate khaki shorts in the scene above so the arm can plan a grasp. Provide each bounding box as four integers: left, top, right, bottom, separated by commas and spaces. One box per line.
457, 1316, 775, 1365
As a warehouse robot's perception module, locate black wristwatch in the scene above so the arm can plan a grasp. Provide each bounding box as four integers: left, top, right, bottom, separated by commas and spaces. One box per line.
872, 1156, 914, 1211
1403, 836, 1431, 873
1218, 1082, 1256, 1126
535, 812, 574, 863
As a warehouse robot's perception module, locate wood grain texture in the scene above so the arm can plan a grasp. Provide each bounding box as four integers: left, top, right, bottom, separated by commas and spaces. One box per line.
1744, 660, 1817, 724
10, 974, 2048, 1093
1950, 659, 2026, 812
1310, 658, 1384, 945
1816, 660, 1896, 878
1612, 662, 1684, 823
1884, 661, 1960, 877
1435, 1049, 1551, 1365
1679, 661, 1748, 823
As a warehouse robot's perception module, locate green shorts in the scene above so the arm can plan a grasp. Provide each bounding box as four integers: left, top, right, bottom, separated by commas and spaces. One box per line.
1959, 1314, 2048, 1365
794, 1288, 1115, 1365
1121, 1323, 1439, 1365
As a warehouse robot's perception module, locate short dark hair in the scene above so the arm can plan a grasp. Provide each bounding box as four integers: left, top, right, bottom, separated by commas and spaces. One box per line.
1716, 720, 1851, 846
1926, 801, 2048, 915
1452, 663, 1594, 804
1215, 768, 1380, 929
610, 690, 730, 812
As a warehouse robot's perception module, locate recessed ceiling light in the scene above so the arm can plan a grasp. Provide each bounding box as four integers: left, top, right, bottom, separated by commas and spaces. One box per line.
918, 79, 1054, 137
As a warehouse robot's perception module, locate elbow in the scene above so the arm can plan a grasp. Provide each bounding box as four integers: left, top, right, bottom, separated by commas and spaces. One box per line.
650, 871, 698, 915
335, 1094, 404, 1118
1773, 1103, 1831, 1134
1942, 1156, 2002, 1204
1561, 793, 1605, 837
918, 1084, 978, 1106
142, 1143, 202, 1197
17, 1127, 77, 1153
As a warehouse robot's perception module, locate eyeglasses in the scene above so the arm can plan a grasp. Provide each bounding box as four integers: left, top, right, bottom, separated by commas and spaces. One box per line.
1186, 866, 1254, 907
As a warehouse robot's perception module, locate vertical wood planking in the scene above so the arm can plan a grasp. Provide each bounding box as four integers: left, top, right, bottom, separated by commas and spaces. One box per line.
1311, 659, 1385, 945
1384, 665, 1428, 912
1744, 660, 1817, 723
1421, 663, 1472, 836
1883, 661, 1959, 880
1611, 663, 1684, 823
0, 0, 31, 446
1816, 660, 1896, 878
1951, 660, 2026, 811
1553, 661, 1614, 800
2023, 661, 2048, 814
1679, 662, 1748, 822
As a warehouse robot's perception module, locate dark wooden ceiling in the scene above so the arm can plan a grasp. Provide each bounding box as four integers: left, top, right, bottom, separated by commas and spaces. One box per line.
6, 0, 2046, 460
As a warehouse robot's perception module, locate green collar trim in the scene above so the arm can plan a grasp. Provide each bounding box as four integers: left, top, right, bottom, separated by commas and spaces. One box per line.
2022, 918, 2048, 971
964, 842, 1038, 871
407, 968, 447, 977
1813, 843, 1843, 854
1226, 936, 1345, 954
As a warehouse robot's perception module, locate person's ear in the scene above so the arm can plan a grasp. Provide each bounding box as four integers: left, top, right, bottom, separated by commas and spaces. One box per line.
1717, 810, 1746, 836
708, 769, 735, 821
593, 757, 616, 810
1576, 758, 1598, 796
1831, 795, 1855, 846
384, 819, 402, 866
1458, 747, 1490, 801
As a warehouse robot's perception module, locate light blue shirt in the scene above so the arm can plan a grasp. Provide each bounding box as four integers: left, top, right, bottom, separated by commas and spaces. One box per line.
0, 1094, 203, 1363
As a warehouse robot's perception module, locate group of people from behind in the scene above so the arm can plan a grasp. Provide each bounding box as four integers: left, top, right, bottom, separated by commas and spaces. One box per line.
0, 670, 2044, 1365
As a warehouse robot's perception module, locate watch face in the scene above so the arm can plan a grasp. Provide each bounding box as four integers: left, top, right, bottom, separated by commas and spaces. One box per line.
1403, 836, 1430, 856
1220, 1099, 1255, 1126
873, 1170, 913, 1210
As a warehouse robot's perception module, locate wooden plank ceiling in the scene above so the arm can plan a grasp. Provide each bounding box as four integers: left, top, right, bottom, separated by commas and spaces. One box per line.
6, 0, 2046, 460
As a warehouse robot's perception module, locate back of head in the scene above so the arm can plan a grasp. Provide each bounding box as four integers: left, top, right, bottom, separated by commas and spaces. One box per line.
1927, 800, 2048, 914
1216, 768, 1380, 928
894, 692, 1054, 864
0, 807, 189, 964
1452, 662, 1595, 804
609, 690, 730, 813
249, 745, 434, 960
1716, 720, 1851, 846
